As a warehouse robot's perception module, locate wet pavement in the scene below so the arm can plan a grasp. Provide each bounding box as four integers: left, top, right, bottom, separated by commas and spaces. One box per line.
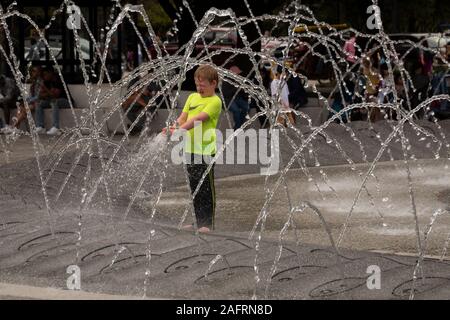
0, 204, 449, 300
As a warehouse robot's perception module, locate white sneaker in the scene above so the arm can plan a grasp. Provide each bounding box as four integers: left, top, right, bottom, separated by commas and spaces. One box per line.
34, 126, 46, 134
46, 127, 61, 136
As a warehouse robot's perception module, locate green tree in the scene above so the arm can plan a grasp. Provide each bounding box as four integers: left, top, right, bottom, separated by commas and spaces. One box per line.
137, 0, 173, 35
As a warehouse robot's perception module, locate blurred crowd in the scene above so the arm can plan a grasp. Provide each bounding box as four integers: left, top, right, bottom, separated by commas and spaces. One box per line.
330, 32, 450, 122
0, 66, 72, 135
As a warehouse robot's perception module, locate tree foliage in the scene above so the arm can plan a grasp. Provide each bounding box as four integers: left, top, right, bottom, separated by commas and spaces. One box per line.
137, 0, 173, 34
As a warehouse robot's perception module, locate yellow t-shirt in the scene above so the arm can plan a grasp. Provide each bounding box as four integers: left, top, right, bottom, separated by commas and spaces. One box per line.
182, 93, 222, 155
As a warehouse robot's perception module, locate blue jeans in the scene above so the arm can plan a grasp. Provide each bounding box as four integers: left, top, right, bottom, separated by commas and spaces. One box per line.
35, 98, 70, 129
228, 97, 249, 130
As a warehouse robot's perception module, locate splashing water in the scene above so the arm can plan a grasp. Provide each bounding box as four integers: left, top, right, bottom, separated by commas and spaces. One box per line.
0, 0, 449, 300
107, 132, 168, 196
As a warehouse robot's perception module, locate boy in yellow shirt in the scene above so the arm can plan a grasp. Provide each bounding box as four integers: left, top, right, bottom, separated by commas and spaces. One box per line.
163, 65, 222, 233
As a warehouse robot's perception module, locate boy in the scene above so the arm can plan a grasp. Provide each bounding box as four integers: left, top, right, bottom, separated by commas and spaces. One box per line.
163, 65, 222, 233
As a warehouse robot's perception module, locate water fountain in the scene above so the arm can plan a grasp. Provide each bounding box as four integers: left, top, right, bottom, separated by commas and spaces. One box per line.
0, 0, 449, 300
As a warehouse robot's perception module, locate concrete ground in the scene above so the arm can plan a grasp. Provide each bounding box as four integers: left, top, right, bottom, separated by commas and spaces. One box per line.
0, 119, 449, 300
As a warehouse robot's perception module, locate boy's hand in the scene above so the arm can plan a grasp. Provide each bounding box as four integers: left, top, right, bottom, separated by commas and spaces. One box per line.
161, 125, 177, 135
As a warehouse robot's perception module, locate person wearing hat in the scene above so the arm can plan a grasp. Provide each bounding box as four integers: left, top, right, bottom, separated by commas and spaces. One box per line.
222, 65, 250, 130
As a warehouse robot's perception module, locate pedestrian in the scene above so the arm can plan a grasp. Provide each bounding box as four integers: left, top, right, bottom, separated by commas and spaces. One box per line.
26, 37, 45, 61
162, 65, 222, 233
222, 65, 249, 130
126, 44, 135, 71
420, 39, 434, 78
271, 65, 295, 126
0, 74, 19, 132
329, 72, 356, 123
287, 73, 308, 110
361, 57, 382, 122
122, 73, 163, 134
343, 31, 358, 66
12, 66, 43, 130
256, 63, 271, 128
34, 67, 73, 135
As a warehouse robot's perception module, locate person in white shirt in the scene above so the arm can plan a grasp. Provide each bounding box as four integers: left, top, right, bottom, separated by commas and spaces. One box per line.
270, 65, 295, 126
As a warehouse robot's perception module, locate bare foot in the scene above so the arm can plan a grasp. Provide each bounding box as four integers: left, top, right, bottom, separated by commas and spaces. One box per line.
181, 224, 194, 231
198, 227, 211, 233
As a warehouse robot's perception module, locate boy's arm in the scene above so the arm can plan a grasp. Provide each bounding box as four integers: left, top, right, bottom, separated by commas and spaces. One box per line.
183, 97, 221, 130
179, 112, 209, 131
176, 112, 188, 126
